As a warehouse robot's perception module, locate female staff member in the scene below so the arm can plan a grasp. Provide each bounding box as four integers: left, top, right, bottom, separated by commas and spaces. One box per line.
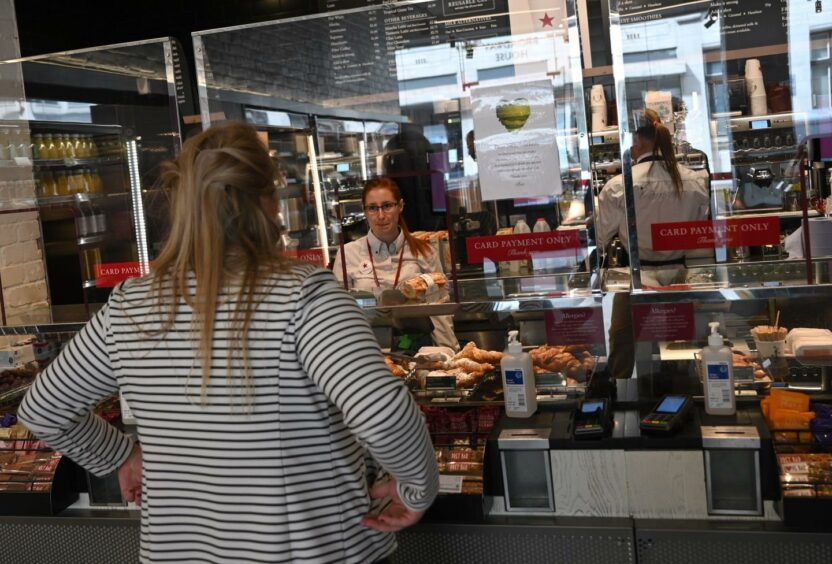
335, 177, 459, 350
596, 109, 709, 377
19, 122, 438, 564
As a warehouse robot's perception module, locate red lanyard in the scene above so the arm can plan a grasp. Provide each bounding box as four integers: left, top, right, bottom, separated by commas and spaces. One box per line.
366, 239, 405, 288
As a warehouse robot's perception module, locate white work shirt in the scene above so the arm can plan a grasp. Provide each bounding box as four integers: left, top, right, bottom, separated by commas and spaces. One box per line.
597, 155, 710, 264
334, 230, 459, 350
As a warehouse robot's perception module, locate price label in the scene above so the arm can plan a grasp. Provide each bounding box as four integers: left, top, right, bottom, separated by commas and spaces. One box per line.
439, 474, 464, 494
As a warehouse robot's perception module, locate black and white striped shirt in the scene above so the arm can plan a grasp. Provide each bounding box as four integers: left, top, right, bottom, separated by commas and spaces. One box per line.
19, 265, 438, 563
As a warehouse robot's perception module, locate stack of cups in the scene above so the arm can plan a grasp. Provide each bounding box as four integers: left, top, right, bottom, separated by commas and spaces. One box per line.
751, 325, 788, 359
590, 85, 607, 132
745, 59, 768, 116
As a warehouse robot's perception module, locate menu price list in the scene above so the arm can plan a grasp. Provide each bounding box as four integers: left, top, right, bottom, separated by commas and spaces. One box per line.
617, 0, 788, 50
322, 0, 509, 87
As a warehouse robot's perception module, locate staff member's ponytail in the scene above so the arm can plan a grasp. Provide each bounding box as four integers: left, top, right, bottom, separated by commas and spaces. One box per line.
636, 108, 683, 197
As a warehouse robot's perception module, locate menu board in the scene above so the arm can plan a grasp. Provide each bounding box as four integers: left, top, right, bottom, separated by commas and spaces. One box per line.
322, 0, 510, 87
617, 0, 788, 51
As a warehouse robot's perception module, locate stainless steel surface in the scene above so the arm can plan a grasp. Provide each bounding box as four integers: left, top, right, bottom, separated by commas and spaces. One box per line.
701, 426, 761, 449
500, 449, 555, 513
704, 449, 762, 517
497, 429, 551, 450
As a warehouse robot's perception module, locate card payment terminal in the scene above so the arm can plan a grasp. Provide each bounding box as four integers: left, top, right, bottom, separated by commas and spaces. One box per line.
639, 395, 693, 435
573, 399, 612, 439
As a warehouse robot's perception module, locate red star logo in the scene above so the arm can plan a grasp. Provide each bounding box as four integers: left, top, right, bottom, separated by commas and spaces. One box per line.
362, 262, 369, 269
539, 12, 554, 27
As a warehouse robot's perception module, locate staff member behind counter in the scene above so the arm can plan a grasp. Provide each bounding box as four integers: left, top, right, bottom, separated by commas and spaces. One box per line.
596, 109, 709, 377
335, 177, 460, 350
596, 109, 710, 285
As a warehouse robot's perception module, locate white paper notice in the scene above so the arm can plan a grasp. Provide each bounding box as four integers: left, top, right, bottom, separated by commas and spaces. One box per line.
439, 474, 464, 494
471, 78, 562, 201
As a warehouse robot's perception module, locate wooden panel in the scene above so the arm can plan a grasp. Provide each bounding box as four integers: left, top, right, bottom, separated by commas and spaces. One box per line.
625, 451, 708, 519
551, 450, 629, 517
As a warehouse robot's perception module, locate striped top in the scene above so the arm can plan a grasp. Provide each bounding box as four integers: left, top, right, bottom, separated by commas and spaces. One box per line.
19, 264, 438, 563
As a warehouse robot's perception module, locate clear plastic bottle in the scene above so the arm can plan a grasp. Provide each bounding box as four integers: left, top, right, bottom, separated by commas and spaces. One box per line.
501, 330, 537, 417
532, 218, 552, 272
701, 321, 736, 415
511, 218, 531, 274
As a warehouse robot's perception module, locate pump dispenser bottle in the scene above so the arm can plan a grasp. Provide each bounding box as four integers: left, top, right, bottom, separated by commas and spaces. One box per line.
500, 330, 537, 417
701, 321, 736, 415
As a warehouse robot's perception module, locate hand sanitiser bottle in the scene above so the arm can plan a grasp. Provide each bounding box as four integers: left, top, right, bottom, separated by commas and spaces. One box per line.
501, 330, 537, 417
701, 322, 736, 415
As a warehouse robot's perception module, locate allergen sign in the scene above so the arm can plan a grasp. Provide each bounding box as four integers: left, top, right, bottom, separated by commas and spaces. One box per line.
466, 230, 581, 263
544, 307, 605, 345
632, 302, 695, 342
651, 216, 780, 251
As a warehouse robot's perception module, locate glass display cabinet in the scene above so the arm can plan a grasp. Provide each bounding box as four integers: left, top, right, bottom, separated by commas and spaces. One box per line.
0, 38, 186, 325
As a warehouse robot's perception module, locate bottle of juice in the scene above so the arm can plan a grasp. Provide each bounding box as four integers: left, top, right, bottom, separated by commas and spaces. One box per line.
41, 171, 57, 197
88, 135, 99, 157
42, 134, 56, 160
55, 170, 70, 196
71, 134, 83, 158
56, 135, 67, 159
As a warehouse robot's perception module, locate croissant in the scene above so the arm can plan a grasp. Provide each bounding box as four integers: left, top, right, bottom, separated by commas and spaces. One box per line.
454, 341, 504, 364
384, 356, 407, 378
452, 358, 494, 378
399, 272, 447, 299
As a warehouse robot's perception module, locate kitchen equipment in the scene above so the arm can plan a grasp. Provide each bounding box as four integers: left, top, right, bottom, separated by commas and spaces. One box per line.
740, 167, 783, 209
278, 196, 307, 231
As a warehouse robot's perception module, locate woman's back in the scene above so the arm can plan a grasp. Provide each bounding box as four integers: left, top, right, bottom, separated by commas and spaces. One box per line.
22, 263, 436, 563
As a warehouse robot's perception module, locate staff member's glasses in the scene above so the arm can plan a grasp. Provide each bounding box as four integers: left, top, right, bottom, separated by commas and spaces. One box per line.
364, 201, 400, 215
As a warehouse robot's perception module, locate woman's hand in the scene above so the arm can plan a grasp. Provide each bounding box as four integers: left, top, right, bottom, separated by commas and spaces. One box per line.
361, 479, 424, 533
117, 443, 143, 506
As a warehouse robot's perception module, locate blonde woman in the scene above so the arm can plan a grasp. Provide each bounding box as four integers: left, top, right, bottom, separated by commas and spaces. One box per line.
19, 122, 438, 564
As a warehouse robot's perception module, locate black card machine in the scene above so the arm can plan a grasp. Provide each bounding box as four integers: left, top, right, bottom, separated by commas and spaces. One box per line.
573, 399, 612, 439
639, 395, 693, 435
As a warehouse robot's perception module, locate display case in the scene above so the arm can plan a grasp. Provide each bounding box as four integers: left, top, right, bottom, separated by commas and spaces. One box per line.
0, 38, 186, 325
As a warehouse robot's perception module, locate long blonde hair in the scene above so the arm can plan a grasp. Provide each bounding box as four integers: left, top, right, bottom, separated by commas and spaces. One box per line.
152, 121, 288, 400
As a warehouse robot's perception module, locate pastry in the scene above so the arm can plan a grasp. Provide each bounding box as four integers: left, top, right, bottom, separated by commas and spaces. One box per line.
454, 342, 504, 364
399, 272, 447, 299
383, 356, 407, 378
452, 358, 494, 378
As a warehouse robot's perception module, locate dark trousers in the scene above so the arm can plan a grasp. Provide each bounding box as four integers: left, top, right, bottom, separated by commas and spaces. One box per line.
607, 292, 635, 379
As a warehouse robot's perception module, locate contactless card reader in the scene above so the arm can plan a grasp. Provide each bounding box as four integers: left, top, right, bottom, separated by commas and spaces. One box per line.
573, 399, 612, 439
640, 395, 693, 435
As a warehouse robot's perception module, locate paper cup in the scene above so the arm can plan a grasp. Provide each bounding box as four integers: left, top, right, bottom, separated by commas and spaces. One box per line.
755, 338, 786, 358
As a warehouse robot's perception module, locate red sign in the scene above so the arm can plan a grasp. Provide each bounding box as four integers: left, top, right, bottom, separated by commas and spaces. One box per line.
651, 216, 780, 251
466, 231, 581, 264
95, 262, 144, 288
283, 248, 326, 266
545, 307, 605, 345
632, 302, 695, 342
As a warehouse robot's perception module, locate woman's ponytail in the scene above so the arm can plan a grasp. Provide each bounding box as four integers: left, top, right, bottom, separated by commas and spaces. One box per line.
638, 108, 683, 197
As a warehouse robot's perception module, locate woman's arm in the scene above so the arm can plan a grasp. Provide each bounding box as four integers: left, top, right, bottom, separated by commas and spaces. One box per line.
295, 269, 439, 513
17, 305, 134, 476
